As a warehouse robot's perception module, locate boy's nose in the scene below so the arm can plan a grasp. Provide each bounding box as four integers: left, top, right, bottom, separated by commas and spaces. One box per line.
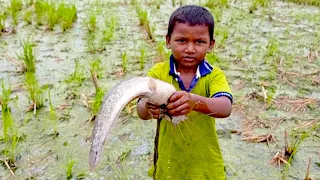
185, 43, 196, 53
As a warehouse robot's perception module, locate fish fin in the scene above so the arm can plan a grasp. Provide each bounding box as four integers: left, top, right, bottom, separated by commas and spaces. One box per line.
148, 78, 157, 92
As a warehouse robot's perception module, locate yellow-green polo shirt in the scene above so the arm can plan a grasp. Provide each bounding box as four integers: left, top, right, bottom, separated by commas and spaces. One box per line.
147, 57, 232, 180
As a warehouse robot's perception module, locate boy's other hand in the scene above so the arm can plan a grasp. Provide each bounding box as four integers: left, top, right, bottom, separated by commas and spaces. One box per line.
146, 102, 162, 119
166, 91, 195, 116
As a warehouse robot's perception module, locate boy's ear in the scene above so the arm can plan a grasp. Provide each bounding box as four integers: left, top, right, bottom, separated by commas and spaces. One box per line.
208, 39, 215, 53
166, 35, 171, 49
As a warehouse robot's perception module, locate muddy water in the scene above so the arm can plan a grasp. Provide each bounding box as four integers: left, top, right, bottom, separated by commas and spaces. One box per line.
0, 0, 320, 179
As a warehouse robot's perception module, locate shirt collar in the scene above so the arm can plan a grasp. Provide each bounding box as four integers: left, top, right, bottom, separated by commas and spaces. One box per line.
169, 55, 213, 78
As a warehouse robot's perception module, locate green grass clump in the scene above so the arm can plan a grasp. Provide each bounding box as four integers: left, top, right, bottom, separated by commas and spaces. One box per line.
102, 15, 117, 43
249, 0, 271, 13
84, 13, 97, 34
214, 26, 229, 48
23, 10, 33, 25
85, 15, 118, 53
34, 1, 77, 31
0, 12, 7, 34
17, 38, 36, 73
156, 41, 171, 62
25, 72, 45, 112
284, 0, 320, 6
9, 0, 23, 26
135, 5, 155, 40
58, 3, 77, 32
122, 52, 128, 73
65, 60, 86, 87
139, 46, 146, 69
0, 80, 19, 165
204, 0, 229, 8
65, 158, 76, 179
47, 2, 59, 30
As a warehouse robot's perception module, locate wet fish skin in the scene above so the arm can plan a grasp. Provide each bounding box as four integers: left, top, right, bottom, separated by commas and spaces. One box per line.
89, 77, 177, 170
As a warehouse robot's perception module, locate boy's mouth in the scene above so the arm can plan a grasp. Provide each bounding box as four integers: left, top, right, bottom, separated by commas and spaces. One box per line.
182, 56, 196, 62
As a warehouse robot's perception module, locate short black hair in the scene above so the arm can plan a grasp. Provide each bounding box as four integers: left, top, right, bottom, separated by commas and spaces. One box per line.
167, 5, 215, 41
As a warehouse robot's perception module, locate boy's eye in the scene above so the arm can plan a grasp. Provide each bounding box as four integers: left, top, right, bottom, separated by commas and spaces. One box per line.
176, 39, 185, 43
197, 40, 205, 44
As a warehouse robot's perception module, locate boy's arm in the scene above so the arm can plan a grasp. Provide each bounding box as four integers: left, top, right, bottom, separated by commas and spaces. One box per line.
166, 91, 232, 118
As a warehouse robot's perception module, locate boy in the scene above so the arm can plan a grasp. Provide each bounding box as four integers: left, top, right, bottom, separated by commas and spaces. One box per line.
137, 5, 233, 180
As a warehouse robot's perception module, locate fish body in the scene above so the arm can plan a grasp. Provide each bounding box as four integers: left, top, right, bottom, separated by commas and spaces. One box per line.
89, 77, 178, 170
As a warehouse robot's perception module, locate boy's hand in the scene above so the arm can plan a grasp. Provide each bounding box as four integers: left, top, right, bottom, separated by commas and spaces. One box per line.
145, 102, 162, 119
166, 91, 195, 116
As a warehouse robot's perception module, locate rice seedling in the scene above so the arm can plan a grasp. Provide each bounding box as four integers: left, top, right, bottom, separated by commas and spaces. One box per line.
156, 41, 171, 62
155, 0, 162, 9
83, 12, 97, 34
16, 38, 36, 73
215, 26, 229, 48
65, 60, 86, 87
25, 71, 45, 113
26, 0, 34, 6
58, 3, 77, 32
47, 2, 59, 30
130, 0, 137, 5
35, 0, 46, 25
48, 89, 56, 122
65, 158, 76, 180
265, 38, 279, 58
284, 0, 320, 6
249, 0, 271, 13
172, 0, 176, 6
9, 0, 23, 26
122, 52, 128, 73
135, 5, 154, 40
86, 33, 98, 53
139, 46, 146, 69
0, 12, 7, 34
1, 80, 14, 140
0, 80, 19, 167
205, 0, 229, 8
136, 5, 148, 26
102, 15, 118, 43
23, 10, 33, 25
211, 8, 222, 23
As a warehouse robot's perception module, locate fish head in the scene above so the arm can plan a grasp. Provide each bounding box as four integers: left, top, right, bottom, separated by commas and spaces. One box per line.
147, 78, 176, 106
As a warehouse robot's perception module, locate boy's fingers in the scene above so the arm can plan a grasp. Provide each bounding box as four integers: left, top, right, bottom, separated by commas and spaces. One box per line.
174, 103, 189, 112
168, 91, 183, 103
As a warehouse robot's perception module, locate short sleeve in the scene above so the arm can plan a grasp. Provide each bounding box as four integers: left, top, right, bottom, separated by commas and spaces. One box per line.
209, 67, 233, 103
147, 63, 161, 79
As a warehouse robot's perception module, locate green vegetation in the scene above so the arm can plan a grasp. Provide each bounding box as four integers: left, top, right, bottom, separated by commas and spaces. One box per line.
58, 3, 77, 32
65, 60, 86, 87
33, 1, 77, 32
65, 158, 76, 179
139, 46, 146, 69
25, 71, 46, 112
89, 59, 105, 120
0, 80, 19, 166
122, 52, 128, 73
9, 0, 23, 26
135, 5, 155, 40
84, 12, 97, 34
85, 15, 118, 53
204, 0, 229, 8
249, 0, 271, 13
284, 0, 320, 6
16, 38, 36, 73
0, 11, 7, 35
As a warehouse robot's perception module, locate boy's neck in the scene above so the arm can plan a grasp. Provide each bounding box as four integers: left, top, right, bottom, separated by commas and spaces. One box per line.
176, 65, 197, 75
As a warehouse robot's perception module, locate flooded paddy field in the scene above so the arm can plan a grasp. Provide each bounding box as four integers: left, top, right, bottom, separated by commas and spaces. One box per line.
0, 0, 319, 179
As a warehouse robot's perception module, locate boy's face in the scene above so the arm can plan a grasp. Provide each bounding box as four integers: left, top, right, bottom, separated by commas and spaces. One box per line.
166, 22, 214, 69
